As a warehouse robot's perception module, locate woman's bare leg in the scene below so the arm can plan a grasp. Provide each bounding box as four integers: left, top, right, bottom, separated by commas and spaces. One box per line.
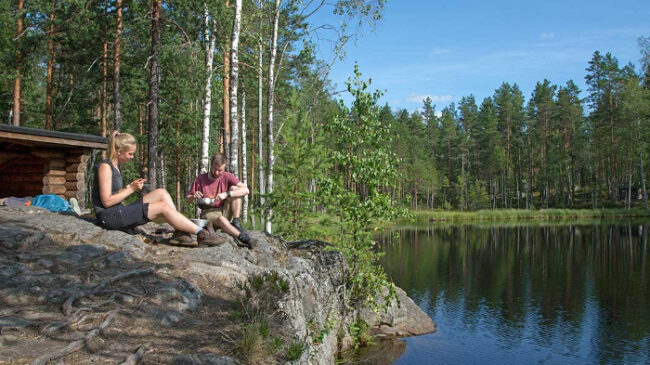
143, 188, 177, 210
143, 188, 195, 233
147, 201, 198, 233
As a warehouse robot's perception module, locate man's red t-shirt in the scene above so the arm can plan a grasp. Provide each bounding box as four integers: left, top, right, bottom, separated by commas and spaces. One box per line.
188, 172, 240, 208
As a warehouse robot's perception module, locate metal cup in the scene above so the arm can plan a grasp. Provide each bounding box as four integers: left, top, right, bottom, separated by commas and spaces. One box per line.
197, 197, 215, 209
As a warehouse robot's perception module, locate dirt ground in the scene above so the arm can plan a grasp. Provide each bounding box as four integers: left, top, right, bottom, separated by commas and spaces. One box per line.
0, 214, 243, 365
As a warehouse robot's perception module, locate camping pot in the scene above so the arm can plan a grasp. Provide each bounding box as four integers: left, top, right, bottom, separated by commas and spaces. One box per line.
197, 197, 215, 209
190, 218, 209, 229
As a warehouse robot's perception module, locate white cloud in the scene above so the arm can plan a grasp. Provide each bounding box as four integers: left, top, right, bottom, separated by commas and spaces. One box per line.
406, 94, 454, 104
540, 32, 555, 39
435, 111, 442, 117
429, 47, 451, 57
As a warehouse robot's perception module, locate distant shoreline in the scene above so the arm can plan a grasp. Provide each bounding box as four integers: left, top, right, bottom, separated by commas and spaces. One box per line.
404, 208, 650, 223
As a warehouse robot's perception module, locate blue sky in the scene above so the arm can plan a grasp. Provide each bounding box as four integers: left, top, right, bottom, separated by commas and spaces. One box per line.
315, 0, 650, 113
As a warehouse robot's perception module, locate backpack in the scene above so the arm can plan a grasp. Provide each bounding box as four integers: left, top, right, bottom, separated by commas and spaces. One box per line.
31, 194, 72, 213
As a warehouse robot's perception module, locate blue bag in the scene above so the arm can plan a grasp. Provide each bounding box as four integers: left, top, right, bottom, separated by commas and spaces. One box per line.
31, 194, 71, 213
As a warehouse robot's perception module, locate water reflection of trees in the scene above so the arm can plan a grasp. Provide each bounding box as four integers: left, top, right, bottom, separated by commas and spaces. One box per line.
379, 223, 650, 363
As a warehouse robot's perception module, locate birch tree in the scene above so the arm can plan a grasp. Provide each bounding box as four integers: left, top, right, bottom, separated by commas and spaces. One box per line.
229, 0, 242, 176
222, 0, 230, 156
257, 0, 265, 223
265, 0, 281, 233
200, 2, 216, 173
242, 92, 248, 222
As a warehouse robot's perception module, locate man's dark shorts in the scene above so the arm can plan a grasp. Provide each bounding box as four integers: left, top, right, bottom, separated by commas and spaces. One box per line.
96, 198, 150, 231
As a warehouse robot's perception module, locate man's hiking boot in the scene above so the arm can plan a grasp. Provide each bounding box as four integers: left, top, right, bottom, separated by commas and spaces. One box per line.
231, 217, 245, 233
169, 231, 198, 247
197, 229, 227, 246
237, 231, 257, 249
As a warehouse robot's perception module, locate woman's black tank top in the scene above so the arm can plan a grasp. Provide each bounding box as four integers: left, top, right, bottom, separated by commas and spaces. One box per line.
92, 159, 123, 214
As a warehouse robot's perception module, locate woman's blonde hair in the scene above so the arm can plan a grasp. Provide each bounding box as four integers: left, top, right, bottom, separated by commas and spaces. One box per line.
108, 130, 136, 161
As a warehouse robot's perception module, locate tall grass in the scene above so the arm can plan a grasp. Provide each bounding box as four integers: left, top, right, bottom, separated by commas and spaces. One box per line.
408, 208, 650, 222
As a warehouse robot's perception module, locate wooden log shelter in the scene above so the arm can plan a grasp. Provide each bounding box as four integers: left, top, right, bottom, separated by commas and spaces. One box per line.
0, 125, 107, 208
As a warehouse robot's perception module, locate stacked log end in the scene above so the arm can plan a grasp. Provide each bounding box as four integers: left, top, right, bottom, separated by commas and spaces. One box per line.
39, 150, 67, 198
63, 152, 90, 208
35, 149, 90, 208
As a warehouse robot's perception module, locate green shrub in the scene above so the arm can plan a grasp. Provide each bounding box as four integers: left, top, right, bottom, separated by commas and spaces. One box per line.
284, 339, 305, 361
348, 319, 372, 348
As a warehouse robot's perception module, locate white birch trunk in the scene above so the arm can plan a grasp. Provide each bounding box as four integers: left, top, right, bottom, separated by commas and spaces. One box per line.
201, 3, 216, 173
229, 0, 242, 177
265, 0, 281, 233
159, 149, 166, 189
242, 92, 248, 222
257, 0, 265, 226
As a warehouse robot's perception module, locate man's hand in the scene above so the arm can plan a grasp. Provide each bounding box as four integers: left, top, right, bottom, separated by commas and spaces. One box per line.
187, 191, 203, 203
216, 191, 228, 201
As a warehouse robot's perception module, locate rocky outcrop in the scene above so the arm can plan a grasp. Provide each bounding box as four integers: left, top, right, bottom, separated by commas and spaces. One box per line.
0, 206, 434, 364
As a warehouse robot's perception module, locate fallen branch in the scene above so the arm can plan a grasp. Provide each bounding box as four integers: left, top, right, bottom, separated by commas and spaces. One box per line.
118, 344, 147, 365
31, 310, 118, 365
63, 268, 154, 316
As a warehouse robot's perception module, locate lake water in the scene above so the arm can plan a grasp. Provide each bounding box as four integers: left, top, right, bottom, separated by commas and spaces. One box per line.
377, 221, 650, 365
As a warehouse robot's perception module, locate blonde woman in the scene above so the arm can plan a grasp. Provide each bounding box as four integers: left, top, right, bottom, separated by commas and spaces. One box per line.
92, 131, 224, 246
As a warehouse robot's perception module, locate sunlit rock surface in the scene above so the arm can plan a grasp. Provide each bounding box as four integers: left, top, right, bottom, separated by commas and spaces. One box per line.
0, 206, 434, 364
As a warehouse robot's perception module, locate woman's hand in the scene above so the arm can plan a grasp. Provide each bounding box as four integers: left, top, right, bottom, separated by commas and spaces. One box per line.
129, 178, 146, 192
193, 191, 203, 199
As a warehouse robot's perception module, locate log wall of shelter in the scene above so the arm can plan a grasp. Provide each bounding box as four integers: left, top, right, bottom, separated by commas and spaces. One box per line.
0, 148, 92, 208
0, 154, 46, 197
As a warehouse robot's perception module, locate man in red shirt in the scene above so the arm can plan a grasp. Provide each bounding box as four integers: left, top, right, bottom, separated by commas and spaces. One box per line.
186, 153, 256, 248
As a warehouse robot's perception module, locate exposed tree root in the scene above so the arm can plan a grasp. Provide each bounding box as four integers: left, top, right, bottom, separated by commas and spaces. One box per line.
62, 268, 154, 316
30, 310, 118, 365
118, 344, 147, 365
43, 297, 116, 335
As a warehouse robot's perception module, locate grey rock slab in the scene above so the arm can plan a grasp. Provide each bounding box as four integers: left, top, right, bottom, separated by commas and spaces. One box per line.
361, 286, 436, 337
0, 206, 436, 365
93, 229, 146, 258
171, 354, 240, 365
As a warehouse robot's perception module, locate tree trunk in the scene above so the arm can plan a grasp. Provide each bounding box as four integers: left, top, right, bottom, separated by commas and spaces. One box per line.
221, 1, 231, 156
176, 115, 182, 210
101, 39, 108, 158
147, 0, 162, 189
257, 0, 265, 219
414, 180, 418, 211
610, 92, 616, 205
250, 97, 256, 205
242, 92, 248, 222
641, 150, 649, 210
628, 150, 632, 209
229, 0, 242, 176
200, 3, 216, 173
12, 0, 24, 126
265, 0, 281, 233
159, 148, 166, 189
138, 103, 143, 166
45, 0, 56, 130
113, 0, 123, 130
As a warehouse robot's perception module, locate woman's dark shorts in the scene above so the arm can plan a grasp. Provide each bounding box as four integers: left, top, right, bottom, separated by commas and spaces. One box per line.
96, 198, 150, 231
